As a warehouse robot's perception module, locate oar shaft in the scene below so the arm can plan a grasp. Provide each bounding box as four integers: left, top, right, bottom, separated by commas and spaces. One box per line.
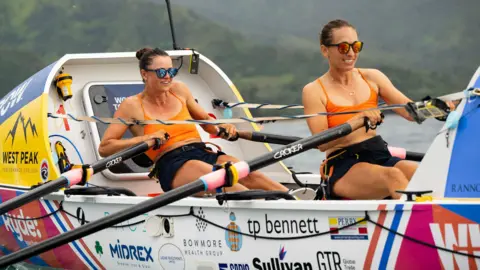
239, 131, 425, 161
0, 118, 368, 267
0, 176, 69, 216
238, 130, 302, 145
0, 181, 205, 267
247, 120, 361, 171
91, 140, 155, 173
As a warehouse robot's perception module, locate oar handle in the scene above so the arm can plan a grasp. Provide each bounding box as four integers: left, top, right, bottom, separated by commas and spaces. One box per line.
91, 138, 159, 173
236, 130, 253, 140
350, 117, 370, 131
388, 146, 424, 161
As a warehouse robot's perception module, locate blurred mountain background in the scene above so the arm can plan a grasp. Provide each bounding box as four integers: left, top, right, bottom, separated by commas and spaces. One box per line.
1, 0, 479, 107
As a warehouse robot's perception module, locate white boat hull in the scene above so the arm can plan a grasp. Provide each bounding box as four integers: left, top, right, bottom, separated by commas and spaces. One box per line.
2, 189, 480, 269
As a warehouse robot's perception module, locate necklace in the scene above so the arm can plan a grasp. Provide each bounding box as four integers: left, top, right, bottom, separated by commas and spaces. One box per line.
329, 73, 355, 96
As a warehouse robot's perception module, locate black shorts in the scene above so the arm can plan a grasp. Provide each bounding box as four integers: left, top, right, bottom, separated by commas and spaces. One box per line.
323, 136, 402, 199
148, 142, 226, 192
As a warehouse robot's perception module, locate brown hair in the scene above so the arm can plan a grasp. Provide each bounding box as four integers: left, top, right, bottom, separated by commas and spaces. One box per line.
319, 19, 356, 45
136, 47, 170, 70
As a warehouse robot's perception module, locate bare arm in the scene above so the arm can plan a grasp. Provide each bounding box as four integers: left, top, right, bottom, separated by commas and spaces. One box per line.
302, 83, 350, 152
98, 98, 156, 157
367, 69, 414, 121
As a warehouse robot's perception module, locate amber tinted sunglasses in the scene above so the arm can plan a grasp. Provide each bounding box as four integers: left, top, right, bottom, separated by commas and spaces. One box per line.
325, 41, 364, 54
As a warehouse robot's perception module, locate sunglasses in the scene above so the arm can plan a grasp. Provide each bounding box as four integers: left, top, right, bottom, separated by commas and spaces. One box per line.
325, 41, 364, 54
145, 67, 179, 79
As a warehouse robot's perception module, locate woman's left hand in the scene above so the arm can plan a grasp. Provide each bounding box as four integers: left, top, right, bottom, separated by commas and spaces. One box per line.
446, 100, 458, 111
217, 124, 238, 140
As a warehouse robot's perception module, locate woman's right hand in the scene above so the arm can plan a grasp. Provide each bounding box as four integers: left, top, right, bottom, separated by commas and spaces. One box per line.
351, 110, 383, 126
147, 130, 170, 145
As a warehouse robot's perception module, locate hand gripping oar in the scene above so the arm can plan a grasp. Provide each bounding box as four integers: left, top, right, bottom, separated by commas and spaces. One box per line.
0, 138, 162, 217
235, 130, 425, 162
0, 117, 371, 267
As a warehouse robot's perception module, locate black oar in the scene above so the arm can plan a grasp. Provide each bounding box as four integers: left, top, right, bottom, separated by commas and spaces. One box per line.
236, 131, 425, 162
0, 139, 160, 216
0, 117, 369, 267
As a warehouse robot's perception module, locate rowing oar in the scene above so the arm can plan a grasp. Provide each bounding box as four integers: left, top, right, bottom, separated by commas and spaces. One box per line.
0, 139, 161, 217
0, 117, 370, 267
235, 131, 425, 162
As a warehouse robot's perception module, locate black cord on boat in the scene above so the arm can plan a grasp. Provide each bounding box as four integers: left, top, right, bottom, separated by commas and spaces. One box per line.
60, 204, 191, 228
1, 201, 64, 221
85, 183, 124, 197
76, 207, 86, 225
288, 166, 312, 188
7, 204, 479, 259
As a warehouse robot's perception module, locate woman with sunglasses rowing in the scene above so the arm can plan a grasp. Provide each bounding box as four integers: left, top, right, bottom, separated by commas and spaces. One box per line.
302, 19, 425, 200
99, 47, 289, 196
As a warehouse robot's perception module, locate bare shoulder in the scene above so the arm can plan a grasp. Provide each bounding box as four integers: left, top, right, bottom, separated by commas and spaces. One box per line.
116, 95, 142, 118
358, 68, 389, 82
303, 79, 319, 95
302, 78, 325, 104
121, 95, 141, 109
171, 80, 191, 98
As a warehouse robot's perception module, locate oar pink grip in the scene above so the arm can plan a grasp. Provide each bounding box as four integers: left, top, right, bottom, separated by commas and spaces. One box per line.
63, 168, 93, 187
200, 161, 250, 191
388, 146, 406, 159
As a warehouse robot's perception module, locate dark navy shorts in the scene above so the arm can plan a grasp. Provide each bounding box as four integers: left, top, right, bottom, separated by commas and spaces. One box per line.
323, 136, 402, 199
148, 142, 225, 192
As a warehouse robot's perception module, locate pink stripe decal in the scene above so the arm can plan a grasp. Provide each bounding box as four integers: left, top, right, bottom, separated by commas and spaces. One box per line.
395, 205, 441, 269
202, 161, 250, 190
388, 146, 406, 159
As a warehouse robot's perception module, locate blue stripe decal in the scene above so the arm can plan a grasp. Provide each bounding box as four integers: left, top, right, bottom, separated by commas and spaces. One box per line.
444, 69, 480, 197
379, 204, 404, 269
0, 244, 11, 255
43, 200, 97, 270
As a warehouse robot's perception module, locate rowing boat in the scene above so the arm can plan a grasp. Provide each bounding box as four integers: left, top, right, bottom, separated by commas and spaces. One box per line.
2, 1, 480, 267
0, 46, 479, 269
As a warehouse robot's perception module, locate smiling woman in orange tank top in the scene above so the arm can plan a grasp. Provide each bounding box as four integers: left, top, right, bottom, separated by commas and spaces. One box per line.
302, 19, 422, 200
98, 47, 288, 196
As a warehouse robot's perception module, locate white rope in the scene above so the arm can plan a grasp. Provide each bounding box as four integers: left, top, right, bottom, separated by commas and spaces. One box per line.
47, 88, 479, 126
211, 88, 479, 109
47, 104, 406, 126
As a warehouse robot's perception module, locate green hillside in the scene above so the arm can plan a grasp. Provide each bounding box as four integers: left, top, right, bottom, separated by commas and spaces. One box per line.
0, 0, 469, 110
173, 0, 479, 76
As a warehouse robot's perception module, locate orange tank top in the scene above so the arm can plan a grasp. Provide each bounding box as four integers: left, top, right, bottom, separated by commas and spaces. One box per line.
317, 69, 378, 128
138, 91, 201, 160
